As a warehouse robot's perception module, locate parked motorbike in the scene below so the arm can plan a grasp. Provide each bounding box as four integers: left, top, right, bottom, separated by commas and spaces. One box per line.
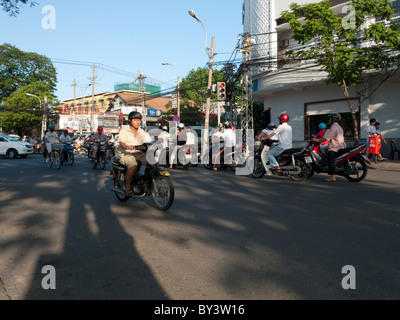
61, 141, 74, 166
251, 139, 311, 182
88, 141, 108, 170
303, 142, 369, 182
110, 144, 174, 211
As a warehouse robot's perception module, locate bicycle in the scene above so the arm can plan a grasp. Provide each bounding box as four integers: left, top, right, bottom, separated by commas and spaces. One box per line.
45, 143, 62, 169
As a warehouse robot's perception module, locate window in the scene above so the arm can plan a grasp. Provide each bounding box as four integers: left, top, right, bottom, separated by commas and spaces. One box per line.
304, 98, 360, 140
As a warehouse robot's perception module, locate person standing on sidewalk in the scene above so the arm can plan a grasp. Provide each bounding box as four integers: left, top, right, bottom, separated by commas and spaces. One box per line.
312, 113, 345, 182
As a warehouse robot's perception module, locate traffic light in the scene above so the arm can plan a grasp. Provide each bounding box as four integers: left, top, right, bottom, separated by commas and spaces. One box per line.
217, 82, 226, 101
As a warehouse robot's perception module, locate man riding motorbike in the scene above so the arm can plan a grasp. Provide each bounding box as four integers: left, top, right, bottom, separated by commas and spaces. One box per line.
91, 126, 109, 161
118, 111, 151, 194
310, 112, 345, 182
262, 113, 293, 171
256, 122, 279, 174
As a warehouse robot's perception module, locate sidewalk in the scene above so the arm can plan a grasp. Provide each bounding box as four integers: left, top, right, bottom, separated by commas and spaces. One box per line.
368, 159, 400, 172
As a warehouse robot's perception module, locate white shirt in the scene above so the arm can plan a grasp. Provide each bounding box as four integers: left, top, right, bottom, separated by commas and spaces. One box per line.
262, 129, 279, 141
367, 125, 377, 137
45, 131, 58, 144
186, 131, 196, 145
60, 135, 71, 143
158, 131, 170, 149
118, 125, 151, 154
222, 129, 236, 148
274, 122, 292, 149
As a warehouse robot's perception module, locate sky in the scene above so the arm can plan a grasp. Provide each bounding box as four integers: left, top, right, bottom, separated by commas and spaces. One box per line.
0, 0, 244, 102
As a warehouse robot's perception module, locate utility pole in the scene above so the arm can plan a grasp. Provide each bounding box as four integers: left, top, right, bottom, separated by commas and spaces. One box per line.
238, 33, 254, 134
71, 78, 77, 134
177, 76, 180, 118
137, 73, 147, 130
90, 64, 96, 131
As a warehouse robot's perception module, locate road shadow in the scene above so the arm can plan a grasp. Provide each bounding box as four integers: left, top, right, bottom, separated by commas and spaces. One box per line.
0, 158, 166, 299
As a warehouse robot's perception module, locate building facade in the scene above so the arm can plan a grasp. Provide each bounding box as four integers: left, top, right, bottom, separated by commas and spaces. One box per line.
243, 0, 400, 155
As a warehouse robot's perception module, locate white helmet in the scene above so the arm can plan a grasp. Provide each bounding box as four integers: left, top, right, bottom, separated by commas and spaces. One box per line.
178, 123, 185, 129
162, 126, 168, 131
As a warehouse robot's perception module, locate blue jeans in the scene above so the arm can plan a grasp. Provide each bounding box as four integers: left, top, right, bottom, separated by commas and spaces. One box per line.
267, 145, 288, 168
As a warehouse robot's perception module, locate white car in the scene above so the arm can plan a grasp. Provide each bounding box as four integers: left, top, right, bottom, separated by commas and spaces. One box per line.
0, 133, 34, 159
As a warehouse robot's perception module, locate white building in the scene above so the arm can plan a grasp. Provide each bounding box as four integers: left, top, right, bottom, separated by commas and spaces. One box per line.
243, 0, 400, 155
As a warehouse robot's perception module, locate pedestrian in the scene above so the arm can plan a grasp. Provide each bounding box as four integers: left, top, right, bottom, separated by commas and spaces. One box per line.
313, 113, 345, 182
366, 118, 377, 158
375, 122, 387, 161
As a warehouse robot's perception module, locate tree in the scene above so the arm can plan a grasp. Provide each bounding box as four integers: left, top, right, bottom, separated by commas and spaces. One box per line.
0, 0, 37, 16
281, 0, 400, 144
0, 43, 57, 101
0, 44, 58, 136
179, 67, 225, 107
161, 98, 203, 126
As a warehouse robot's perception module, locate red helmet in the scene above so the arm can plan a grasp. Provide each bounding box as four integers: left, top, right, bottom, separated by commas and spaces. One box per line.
278, 113, 289, 123
97, 126, 104, 132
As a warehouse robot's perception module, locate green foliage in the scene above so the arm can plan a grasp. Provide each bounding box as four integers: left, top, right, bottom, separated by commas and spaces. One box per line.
0, 0, 37, 16
0, 43, 57, 101
281, 0, 400, 93
0, 44, 58, 136
161, 98, 203, 126
179, 67, 225, 106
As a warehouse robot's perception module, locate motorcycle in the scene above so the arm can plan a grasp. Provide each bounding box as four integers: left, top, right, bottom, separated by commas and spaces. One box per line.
88, 141, 108, 170
61, 141, 74, 166
110, 144, 174, 211
251, 139, 311, 182
157, 145, 192, 170
203, 144, 248, 171
303, 142, 370, 182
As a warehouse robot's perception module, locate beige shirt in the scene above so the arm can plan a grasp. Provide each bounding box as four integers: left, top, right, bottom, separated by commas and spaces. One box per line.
118, 125, 151, 154
325, 123, 345, 152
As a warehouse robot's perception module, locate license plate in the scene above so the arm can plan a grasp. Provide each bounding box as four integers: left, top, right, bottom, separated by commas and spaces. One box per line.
185, 154, 191, 159
304, 156, 313, 163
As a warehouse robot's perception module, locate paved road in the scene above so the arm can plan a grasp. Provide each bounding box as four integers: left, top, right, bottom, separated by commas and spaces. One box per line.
0, 154, 399, 300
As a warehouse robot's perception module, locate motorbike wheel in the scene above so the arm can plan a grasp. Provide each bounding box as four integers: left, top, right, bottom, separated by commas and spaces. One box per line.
100, 154, 106, 170
251, 158, 266, 178
54, 152, 62, 169
343, 157, 368, 182
114, 172, 130, 202
289, 159, 309, 182
151, 176, 174, 211
68, 152, 74, 166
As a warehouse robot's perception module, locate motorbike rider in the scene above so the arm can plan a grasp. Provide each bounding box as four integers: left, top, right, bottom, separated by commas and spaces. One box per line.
169, 123, 187, 169
312, 113, 345, 182
156, 125, 170, 164
311, 123, 329, 153
59, 130, 72, 161
91, 126, 109, 161
256, 122, 279, 174
118, 111, 151, 194
262, 114, 293, 170
213, 121, 236, 171
45, 125, 59, 160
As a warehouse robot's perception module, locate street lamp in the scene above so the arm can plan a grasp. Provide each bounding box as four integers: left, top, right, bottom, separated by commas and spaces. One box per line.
162, 62, 180, 118
188, 9, 215, 162
26, 93, 46, 138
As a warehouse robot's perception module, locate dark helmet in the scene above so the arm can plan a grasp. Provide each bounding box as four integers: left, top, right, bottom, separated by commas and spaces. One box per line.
64, 130, 69, 134
49, 125, 55, 129
278, 113, 289, 123
329, 113, 341, 122
128, 111, 142, 120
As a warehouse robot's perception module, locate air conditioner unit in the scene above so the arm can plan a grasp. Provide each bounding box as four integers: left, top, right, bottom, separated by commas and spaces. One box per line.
279, 39, 289, 48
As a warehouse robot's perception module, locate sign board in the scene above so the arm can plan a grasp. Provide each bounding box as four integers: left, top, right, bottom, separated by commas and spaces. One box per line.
172, 93, 178, 109
173, 115, 180, 123
147, 109, 162, 117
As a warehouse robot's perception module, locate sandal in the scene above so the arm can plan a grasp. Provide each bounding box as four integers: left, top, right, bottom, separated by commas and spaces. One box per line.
213, 168, 218, 171
125, 188, 133, 194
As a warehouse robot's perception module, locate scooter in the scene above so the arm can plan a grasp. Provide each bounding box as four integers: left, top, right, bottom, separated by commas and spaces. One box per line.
303, 142, 370, 182
251, 139, 311, 182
